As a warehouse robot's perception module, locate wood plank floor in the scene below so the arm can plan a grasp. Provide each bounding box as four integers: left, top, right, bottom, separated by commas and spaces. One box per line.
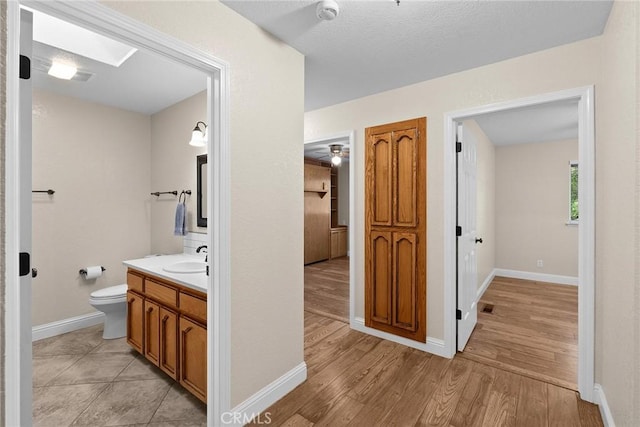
305, 257, 349, 322
460, 276, 578, 391
252, 312, 601, 426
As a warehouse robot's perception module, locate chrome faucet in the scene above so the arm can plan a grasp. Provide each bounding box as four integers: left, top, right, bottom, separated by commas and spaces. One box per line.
196, 245, 208, 262
196, 245, 209, 276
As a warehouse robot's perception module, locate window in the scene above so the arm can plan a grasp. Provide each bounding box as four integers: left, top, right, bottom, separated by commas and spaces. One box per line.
569, 161, 579, 223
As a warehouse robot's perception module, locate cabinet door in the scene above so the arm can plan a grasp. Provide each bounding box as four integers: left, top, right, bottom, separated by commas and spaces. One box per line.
179, 317, 207, 403
159, 307, 178, 380
144, 300, 160, 366
126, 291, 144, 354
365, 118, 426, 343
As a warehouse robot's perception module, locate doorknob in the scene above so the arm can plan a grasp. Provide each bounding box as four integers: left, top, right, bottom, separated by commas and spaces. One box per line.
32, 268, 38, 278
475, 238, 483, 244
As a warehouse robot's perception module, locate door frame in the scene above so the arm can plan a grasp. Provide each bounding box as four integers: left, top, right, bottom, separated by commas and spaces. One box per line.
304, 131, 355, 325
443, 86, 595, 402
4, 1, 231, 424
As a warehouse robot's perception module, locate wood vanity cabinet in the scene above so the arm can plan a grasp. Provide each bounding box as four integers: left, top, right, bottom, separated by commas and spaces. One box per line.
126, 291, 144, 353
179, 316, 207, 402
126, 269, 207, 403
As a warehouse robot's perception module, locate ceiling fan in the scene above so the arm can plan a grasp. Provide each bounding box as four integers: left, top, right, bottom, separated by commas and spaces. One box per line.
327, 143, 349, 166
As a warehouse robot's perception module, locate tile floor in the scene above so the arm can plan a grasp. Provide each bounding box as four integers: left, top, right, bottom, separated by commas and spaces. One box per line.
32, 324, 206, 427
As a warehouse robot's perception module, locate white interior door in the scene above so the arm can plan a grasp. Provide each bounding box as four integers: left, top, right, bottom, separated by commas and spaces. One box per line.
457, 123, 479, 351
18, 7, 34, 424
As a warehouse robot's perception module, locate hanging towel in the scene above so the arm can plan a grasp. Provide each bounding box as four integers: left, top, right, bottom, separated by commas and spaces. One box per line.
174, 200, 187, 236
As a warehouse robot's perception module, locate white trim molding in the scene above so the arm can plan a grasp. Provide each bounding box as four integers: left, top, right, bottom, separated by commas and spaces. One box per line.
304, 130, 356, 328
32, 312, 105, 342
477, 269, 496, 301
444, 86, 596, 400
594, 384, 615, 427
353, 317, 448, 358
228, 363, 307, 426
493, 268, 578, 286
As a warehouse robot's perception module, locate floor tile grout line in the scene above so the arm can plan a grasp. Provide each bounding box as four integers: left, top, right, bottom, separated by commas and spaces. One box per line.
147, 381, 175, 424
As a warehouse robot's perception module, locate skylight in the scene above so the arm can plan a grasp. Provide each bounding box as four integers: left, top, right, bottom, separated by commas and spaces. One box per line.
29, 8, 137, 67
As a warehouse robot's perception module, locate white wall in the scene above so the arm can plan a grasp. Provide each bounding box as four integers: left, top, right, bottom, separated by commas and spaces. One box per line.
596, 2, 640, 424
495, 139, 578, 277
150, 91, 207, 255
104, 1, 305, 407
32, 89, 151, 326
306, 2, 639, 420
463, 120, 495, 291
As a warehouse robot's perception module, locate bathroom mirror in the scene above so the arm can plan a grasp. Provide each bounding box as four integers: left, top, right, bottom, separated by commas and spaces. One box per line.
197, 154, 207, 227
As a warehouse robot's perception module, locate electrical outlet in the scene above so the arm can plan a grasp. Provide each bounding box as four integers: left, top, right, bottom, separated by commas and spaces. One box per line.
537, 259, 544, 268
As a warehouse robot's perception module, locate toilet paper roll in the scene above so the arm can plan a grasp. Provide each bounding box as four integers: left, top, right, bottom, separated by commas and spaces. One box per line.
84, 266, 103, 280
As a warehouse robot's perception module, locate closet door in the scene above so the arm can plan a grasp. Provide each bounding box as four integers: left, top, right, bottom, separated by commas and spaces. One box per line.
365, 118, 427, 342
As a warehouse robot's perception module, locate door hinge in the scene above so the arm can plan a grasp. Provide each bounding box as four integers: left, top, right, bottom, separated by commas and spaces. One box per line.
19, 252, 30, 277
456, 141, 462, 153
456, 226, 462, 237
19, 55, 31, 80
456, 309, 462, 320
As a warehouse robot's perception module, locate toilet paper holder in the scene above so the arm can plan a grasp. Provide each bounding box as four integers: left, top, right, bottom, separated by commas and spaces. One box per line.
79, 266, 106, 276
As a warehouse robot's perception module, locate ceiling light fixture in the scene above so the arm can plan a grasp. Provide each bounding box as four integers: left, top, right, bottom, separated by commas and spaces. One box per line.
189, 121, 208, 147
316, 0, 340, 21
329, 143, 343, 166
48, 61, 77, 80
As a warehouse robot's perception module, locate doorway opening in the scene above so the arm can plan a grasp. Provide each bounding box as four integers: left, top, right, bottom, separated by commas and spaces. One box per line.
303, 132, 354, 324
5, 2, 231, 425
444, 86, 595, 402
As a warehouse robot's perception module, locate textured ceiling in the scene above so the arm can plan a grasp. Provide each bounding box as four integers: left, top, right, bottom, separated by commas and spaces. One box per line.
221, 0, 613, 111
473, 100, 579, 146
32, 40, 207, 115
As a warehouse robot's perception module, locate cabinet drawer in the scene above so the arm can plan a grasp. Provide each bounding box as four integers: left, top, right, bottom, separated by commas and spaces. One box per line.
145, 279, 177, 307
180, 292, 207, 324
127, 272, 144, 294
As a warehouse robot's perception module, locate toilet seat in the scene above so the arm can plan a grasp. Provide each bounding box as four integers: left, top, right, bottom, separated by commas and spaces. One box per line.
89, 284, 128, 304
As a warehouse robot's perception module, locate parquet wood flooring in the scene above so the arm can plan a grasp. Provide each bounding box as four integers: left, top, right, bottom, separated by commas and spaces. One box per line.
304, 257, 349, 322
460, 276, 578, 391
251, 313, 602, 426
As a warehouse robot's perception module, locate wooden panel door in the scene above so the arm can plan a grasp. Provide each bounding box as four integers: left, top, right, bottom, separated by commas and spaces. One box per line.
144, 300, 160, 366
126, 291, 144, 354
365, 117, 426, 342
179, 316, 207, 403
159, 307, 178, 380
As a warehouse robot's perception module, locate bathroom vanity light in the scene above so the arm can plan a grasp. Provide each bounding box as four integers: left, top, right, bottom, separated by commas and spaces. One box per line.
189, 121, 207, 147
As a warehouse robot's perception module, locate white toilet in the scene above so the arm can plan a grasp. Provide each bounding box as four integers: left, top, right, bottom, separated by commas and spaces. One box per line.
89, 284, 128, 339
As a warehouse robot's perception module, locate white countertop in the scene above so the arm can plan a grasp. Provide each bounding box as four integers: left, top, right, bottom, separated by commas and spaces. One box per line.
123, 253, 208, 293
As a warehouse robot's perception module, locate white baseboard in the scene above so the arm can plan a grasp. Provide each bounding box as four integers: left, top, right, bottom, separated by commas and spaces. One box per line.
477, 269, 496, 301
352, 317, 449, 358
594, 383, 615, 427
494, 268, 578, 286
32, 311, 105, 342
227, 362, 307, 426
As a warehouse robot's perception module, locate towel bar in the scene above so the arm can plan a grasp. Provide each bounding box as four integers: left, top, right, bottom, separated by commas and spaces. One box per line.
151, 190, 191, 197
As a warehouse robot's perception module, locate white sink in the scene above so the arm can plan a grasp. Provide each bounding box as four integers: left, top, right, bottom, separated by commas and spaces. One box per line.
163, 261, 206, 274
